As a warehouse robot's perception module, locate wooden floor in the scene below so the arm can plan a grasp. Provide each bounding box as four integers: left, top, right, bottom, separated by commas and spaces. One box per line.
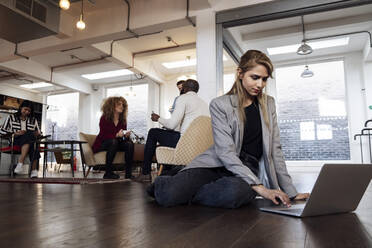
0, 172, 371, 248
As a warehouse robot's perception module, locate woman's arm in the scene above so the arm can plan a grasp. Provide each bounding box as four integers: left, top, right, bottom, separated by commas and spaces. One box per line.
209, 98, 261, 185
158, 95, 186, 130
0, 115, 13, 135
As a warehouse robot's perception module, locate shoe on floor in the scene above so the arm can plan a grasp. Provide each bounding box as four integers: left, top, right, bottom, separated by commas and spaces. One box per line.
133, 174, 152, 183
14, 163, 23, 174
30, 170, 38, 178
103, 172, 120, 179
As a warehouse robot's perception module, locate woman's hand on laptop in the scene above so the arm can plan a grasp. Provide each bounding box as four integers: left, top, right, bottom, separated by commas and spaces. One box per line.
251, 185, 291, 207
293, 193, 310, 200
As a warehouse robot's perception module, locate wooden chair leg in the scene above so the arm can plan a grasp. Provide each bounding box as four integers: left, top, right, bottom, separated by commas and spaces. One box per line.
86, 167, 92, 177
158, 164, 163, 176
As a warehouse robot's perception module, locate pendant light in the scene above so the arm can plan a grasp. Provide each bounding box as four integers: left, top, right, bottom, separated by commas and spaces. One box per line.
125, 75, 136, 97
59, 0, 70, 10
301, 65, 314, 78
297, 16, 313, 55
76, 0, 86, 30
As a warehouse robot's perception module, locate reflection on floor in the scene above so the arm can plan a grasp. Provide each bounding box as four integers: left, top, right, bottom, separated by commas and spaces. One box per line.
0, 170, 371, 248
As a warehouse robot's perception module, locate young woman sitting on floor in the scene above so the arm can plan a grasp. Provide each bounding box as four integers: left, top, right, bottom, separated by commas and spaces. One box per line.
149, 50, 310, 208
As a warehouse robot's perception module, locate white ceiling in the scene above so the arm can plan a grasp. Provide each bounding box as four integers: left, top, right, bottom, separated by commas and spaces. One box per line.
117, 26, 196, 54
6, 3, 372, 94
228, 4, 372, 63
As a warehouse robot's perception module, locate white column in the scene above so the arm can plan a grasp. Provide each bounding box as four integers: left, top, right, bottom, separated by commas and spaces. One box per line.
344, 53, 367, 162
196, 9, 217, 104
41, 94, 48, 134
78, 87, 105, 135
363, 62, 372, 120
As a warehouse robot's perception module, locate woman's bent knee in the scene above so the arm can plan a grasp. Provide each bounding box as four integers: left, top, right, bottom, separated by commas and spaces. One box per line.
193, 177, 256, 208
154, 176, 188, 207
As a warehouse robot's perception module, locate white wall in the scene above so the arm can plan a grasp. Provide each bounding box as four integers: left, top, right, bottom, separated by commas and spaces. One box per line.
363, 61, 372, 121
196, 9, 217, 104
344, 52, 369, 163
160, 79, 181, 120
78, 87, 105, 135
147, 78, 160, 129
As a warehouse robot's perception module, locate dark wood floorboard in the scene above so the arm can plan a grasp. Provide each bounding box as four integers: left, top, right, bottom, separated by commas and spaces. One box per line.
0, 172, 372, 248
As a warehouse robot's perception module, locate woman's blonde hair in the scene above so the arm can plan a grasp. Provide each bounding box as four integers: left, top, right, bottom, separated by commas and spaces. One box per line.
226, 50, 273, 127
101, 96, 128, 125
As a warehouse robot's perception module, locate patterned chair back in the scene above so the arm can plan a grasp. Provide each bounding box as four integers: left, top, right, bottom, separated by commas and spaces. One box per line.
173, 116, 214, 165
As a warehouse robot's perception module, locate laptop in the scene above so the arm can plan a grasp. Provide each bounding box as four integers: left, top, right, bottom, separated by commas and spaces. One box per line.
259, 164, 372, 217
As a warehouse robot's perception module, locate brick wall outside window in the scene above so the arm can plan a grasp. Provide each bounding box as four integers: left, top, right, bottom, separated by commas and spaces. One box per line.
275, 60, 350, 160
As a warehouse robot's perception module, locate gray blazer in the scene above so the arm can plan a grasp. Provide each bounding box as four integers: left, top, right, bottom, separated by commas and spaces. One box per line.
185, 94, 298, 198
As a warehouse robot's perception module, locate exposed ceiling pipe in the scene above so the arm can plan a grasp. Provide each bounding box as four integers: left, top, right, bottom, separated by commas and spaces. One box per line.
14, 44, 29, 60
133, 42, 194, 57
186, 0, 196, 27
49, 29, 163, 79
123, 0, 140, 38
51, 56, 110, 71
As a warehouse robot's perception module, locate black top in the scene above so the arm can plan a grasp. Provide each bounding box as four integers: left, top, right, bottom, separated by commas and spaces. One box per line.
239, 100, 263, 176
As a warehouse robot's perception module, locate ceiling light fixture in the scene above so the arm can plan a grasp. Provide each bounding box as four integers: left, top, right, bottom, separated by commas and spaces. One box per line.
59, 0, 70, 10
267, 37, 349, 55
81, 69, 133, 80
297, 16, 313, 55
76, 0, 86, 30
163, 56, 227, 69
301, 65, 314, 78
20, 82, 53, 89
125, 75, 136, 97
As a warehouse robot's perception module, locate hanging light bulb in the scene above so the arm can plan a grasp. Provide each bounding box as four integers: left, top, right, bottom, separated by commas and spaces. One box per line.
301, 65, 314, 78
297, 16, 313, 55
297, 41, 313, 55
59, 0, 70, 10
76, 0, 86, 30
76, 14, 86, 30
127, 76, 136, 97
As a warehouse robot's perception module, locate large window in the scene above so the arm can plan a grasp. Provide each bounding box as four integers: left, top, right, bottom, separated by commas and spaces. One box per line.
107, 84, 148, 138
45, 92, 79, 140
275, 60, 350, 160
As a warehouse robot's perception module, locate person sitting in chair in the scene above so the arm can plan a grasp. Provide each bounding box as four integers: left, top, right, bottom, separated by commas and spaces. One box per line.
0, 100, 41, 178
136, 79, 209, 182
92, 97, 134, 179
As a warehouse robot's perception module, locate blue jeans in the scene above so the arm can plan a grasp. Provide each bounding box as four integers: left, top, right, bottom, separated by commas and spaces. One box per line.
142, 128, 180, 175
153, 167, 257, 208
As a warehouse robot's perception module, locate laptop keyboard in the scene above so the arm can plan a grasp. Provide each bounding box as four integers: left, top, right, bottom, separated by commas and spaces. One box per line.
280, 208, 303, 214
273, 203, 306, 211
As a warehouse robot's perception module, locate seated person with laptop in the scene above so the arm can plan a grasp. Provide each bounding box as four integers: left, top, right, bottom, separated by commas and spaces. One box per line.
135, 79, 209, 182
148, 50, 309, 208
